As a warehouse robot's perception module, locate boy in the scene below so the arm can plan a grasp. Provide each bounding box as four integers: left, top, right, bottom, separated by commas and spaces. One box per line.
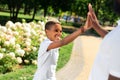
33, 15, 91, 80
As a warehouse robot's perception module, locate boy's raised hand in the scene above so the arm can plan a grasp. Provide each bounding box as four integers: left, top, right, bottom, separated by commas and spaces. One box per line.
84, 12, 92, 30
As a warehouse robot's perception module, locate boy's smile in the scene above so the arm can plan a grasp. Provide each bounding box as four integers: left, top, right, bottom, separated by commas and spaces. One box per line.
45, 24, 62, 41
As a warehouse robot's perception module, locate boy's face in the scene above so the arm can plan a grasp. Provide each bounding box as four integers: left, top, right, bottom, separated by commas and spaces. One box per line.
45, 24, 62, 41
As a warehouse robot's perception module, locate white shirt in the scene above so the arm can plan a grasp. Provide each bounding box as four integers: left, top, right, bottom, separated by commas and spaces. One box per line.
33, 38, 59, 80
89, 21, 120, 80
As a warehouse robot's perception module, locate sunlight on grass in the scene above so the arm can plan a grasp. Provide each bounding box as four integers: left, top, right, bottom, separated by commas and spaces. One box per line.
0, 12, 10, 17
0, 11, 40, 20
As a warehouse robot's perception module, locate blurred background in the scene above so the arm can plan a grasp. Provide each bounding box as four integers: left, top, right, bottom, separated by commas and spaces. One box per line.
0, 0, 118, 80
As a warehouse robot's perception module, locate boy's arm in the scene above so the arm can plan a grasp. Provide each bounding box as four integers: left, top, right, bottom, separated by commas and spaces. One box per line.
47, 27, 85, 50
47, 12, 92, 51
47, 26, 86, 51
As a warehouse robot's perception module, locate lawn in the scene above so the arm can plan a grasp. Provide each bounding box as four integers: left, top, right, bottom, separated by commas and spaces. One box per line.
0, 11, 41, 25
0, 11, 40, 20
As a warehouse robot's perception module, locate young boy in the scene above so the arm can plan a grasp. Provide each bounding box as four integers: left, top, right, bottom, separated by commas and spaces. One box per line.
33, 15, 91, 80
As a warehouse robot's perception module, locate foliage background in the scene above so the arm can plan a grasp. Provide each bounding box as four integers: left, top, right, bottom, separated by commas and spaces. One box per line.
0, 0, 119, 25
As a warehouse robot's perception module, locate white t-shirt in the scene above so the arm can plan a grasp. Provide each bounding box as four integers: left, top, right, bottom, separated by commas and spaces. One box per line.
89, 21, 120, 80
33, 38, 59, 80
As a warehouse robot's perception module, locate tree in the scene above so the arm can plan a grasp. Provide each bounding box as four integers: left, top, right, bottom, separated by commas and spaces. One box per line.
51, 0, 74, 14
0, 0, 118, 24
39, 0, 52, 17
1, 0, 23, 21
23, 0, 32, 15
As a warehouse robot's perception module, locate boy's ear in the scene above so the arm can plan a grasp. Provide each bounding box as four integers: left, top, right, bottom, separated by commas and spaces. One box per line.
45, 29, 49, 33
45, 29, 47, 33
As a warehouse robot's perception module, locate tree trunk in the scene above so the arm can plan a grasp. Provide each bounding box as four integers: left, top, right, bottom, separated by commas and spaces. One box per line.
8, 5, 12, 19
7, 0, 23, 21
44, 7, 47, 17
32, 7, 37, 20
12, 7, 15, 21
15, 6, 21, 21
24, 4, 27, 15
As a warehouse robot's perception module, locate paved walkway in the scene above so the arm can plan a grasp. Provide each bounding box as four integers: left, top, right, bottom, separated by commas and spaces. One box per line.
56, 36, 102, 80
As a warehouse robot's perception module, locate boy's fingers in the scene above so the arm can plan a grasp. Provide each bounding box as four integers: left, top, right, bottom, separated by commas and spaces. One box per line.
86, 12, 91, 24
88, 14, 93, 26
88, 13, 95, 23
85, 12, 93, 29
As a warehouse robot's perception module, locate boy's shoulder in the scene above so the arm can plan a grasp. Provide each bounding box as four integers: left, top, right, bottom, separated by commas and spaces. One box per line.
41, 38, 52, 45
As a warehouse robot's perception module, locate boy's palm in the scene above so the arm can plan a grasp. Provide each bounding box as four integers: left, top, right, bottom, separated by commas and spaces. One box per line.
84, 12, 92, 30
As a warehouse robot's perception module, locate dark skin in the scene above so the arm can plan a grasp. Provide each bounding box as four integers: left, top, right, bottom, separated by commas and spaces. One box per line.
88, 3, 120, 80
108, 74, 120, 80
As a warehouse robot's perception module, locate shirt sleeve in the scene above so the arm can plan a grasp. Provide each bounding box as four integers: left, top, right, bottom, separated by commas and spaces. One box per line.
38, 40, 52, 56
37, 39, 53, 68
109, 55, 120, 78
109, 40, 120, 78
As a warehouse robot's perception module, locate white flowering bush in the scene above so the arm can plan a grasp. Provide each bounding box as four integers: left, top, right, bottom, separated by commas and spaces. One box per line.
0, 55, 17, 73
0, 21, 46, 73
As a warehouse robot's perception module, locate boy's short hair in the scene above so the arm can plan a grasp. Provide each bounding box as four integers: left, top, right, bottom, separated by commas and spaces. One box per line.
45, 21, 60, 30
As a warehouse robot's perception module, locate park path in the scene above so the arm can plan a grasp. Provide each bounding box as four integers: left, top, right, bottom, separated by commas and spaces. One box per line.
56, 35, 102, 80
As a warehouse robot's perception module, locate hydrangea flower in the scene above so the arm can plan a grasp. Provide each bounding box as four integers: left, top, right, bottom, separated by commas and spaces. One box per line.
16, 49, 25, 57
16, 57, 22, 64
0, 53, 3, 59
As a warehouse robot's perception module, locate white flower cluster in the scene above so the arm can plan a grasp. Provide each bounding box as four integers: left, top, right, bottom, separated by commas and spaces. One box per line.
0, 53, 3, 59
0, 21, 46, 65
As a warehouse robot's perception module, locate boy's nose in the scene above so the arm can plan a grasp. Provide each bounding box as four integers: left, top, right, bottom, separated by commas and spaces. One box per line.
57, 32, 62, 36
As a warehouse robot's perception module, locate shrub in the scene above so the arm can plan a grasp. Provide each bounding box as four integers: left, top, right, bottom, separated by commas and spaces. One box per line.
0, 55, 17, 74
0, 20, 46, 73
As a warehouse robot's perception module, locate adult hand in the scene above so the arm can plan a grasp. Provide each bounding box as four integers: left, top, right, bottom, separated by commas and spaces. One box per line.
88, 3, 100, 27
88, 3, 108, 38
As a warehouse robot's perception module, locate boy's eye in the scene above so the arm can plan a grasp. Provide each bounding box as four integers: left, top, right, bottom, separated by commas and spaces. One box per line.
54, 29, 62, 33
60, 30, 62, 33
55, 29, 58, 32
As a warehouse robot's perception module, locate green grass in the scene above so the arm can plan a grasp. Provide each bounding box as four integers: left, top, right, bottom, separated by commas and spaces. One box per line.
0, 65, 36, 80
0, 41, 73, 80
0, 11, 41, 25
57, 42, 73, 70
0, 12, 10, 17
0, 11, 40, 20
0, 11, 81, 27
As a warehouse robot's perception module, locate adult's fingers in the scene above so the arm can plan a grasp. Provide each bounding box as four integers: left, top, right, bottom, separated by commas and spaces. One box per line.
88, 3, 93, 13
89, 13, 99, 27
88, 3, 97, 20
88, 12, 94, 22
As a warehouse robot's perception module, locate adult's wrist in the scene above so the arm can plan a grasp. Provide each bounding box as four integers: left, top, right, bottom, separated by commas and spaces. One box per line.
92, 23, 101, 29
